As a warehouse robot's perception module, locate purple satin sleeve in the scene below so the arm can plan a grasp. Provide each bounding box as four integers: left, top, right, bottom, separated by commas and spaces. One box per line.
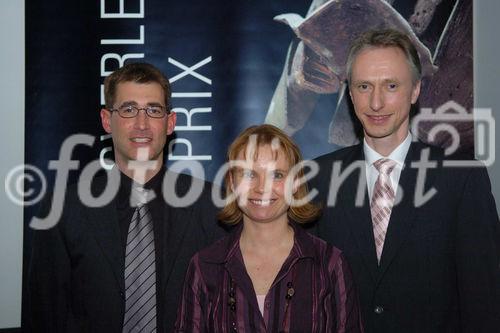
174, 254, 205, 333
331, 252, 364, 333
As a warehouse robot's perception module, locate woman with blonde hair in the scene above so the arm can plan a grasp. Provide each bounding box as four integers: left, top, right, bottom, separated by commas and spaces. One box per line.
175, 124, 362, 332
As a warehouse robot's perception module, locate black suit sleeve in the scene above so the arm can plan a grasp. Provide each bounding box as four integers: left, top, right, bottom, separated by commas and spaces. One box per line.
200, 181, 228, 242
27, 196, 72, 333
455, 166, 500, 331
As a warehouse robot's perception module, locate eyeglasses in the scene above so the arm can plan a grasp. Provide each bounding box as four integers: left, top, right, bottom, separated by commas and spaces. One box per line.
109, 105, 168, 118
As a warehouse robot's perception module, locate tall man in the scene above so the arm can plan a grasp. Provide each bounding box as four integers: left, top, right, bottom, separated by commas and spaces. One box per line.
28, 63, 225, 332
310, 29, 500, 332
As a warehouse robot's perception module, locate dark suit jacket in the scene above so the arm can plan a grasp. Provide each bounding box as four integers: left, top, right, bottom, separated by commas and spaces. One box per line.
309, 141, 500, 333
27, 170, 227, 333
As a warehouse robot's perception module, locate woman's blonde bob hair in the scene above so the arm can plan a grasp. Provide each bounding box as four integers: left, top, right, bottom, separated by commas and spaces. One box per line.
218, 124, 321, 225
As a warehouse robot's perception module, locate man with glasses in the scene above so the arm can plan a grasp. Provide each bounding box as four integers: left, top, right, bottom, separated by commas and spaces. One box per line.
28, 63, 226, 332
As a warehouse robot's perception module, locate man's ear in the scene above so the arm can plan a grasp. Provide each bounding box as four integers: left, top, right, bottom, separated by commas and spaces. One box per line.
411, 80, 421, 104
166, 111, 177, 135
100, 109, 112, 134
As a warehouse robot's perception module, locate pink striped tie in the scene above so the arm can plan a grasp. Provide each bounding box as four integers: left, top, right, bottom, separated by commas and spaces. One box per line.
371, 158, 397, 263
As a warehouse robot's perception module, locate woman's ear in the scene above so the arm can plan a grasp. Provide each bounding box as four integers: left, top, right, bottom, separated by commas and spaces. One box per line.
292, 178, 300, 195
228, 171, 236, 193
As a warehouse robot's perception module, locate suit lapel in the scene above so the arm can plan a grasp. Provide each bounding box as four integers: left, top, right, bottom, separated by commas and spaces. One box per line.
86, 176, 125, 292
377, 142, 432, 280
337, 145, 379, 281
161, 203, 194, 293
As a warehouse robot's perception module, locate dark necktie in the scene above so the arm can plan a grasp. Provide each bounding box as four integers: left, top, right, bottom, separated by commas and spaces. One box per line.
123, 187, 157, 332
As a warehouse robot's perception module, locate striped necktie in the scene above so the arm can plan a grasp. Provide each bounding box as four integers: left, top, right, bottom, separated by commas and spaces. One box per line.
123, 187, 157, 332
371, 158, 397, 263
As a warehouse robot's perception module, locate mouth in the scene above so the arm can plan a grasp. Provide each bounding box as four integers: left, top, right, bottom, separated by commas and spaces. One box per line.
248, 199, 276, 206
130, 137, 152, 143
366, 114, 391, 124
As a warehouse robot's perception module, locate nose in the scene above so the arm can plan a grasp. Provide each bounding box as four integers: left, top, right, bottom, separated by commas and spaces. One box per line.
254, 174, 273, 196
134, 109, 150, 130
254, 175, 266, 194
369, 85, 384, 111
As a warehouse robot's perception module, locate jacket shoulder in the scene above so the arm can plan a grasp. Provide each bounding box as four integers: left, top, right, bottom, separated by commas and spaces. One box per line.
314, 144, 362, 165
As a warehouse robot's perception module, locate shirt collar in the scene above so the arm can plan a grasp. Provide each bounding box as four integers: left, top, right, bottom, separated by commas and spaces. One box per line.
200, 221, 316, 265
363, 132, 412, 168
117, 166, 165, 208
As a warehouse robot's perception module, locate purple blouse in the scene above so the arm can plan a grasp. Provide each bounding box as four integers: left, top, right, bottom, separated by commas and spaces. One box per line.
174, 223, 363, 332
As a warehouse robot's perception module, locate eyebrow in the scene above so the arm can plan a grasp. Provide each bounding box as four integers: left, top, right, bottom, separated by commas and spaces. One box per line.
351, 80, 371, 86
235, 166, 289, 173
351, 78, 400, 86
119, 101, 164, 107
382, 78, 400, 84
119, 101, 138, 107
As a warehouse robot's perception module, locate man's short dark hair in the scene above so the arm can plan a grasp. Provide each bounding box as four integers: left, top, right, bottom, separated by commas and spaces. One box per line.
103, 62, 172, 111
346, 29, 422, 85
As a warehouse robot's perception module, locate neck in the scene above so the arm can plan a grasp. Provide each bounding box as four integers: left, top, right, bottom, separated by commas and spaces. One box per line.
240, 217, 293, 251
117, 159, 162, 184
365, 131, 408, 157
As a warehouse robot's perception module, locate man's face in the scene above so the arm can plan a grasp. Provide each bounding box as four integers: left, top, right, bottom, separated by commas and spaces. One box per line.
100, 81, 176, 171
349, 46, 420, 149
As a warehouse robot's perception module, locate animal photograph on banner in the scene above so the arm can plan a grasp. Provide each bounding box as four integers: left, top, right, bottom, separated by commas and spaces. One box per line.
25, 0, 472, 184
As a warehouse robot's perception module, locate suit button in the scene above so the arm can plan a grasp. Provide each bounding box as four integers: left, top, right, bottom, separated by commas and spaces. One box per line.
374, 306, 384, 314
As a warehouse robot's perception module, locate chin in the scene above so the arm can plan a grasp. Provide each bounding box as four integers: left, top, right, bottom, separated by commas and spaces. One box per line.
245, 210, 288, 225
246, 213, 274, 223
132, 152, 161, 162
364, 128, 393, 139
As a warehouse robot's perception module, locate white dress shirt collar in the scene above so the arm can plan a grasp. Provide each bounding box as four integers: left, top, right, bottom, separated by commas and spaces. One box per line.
364, 132, 412, 168
364, 133, 412, 200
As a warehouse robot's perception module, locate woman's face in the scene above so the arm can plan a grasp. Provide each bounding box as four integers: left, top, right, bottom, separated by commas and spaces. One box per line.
231, 144, 294, 225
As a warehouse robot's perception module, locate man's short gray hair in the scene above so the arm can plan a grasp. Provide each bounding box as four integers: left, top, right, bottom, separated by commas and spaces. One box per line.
346, 29, 422, 85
